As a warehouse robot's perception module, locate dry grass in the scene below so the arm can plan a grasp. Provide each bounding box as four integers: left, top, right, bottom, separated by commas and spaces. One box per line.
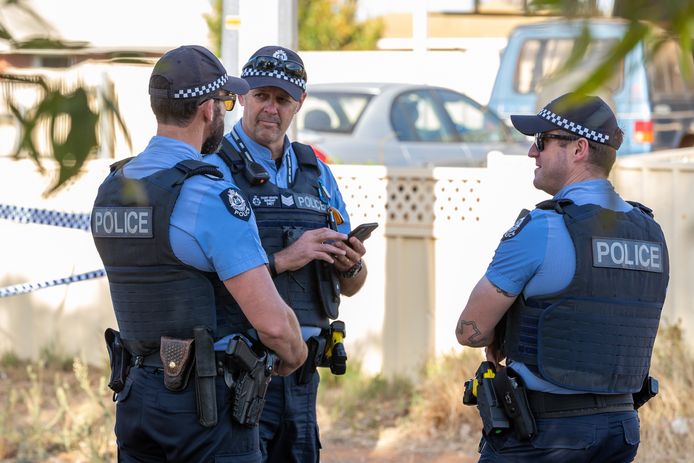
1, 320, 692, 462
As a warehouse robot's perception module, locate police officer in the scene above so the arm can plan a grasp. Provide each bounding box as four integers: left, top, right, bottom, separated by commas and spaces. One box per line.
205, 45, 368, 462
91, 45, 307, 462
455, 93, 669, 462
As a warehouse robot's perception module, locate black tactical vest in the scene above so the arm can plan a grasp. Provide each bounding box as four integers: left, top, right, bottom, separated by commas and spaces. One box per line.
214, 141, 340, 329
502, 199, 669, 393
91, 159, 252, 355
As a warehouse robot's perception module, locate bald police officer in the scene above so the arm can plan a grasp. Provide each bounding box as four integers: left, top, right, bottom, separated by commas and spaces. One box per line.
92, 45, 307, 462
456, 93, 669, 462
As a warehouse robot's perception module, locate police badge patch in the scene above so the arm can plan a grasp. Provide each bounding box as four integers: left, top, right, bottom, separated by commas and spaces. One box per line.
501, 210, 531, 241
219, 187, 251, 221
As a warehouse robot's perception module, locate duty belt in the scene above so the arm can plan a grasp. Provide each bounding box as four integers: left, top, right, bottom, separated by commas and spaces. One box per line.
526, 390, 634, 418
130, 351, 228, 373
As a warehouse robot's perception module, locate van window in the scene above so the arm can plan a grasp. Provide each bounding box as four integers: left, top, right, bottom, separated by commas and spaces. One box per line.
514, 38, 623, 94
647, 39, 694, 97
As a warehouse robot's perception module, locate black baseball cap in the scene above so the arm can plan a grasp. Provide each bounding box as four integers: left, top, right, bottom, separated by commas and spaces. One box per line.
149, 45, 249, 99
511, 93, 622, 149
241, 45, 307, 101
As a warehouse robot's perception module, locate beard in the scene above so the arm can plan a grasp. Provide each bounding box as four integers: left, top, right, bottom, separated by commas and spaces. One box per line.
201, 103, 225, 154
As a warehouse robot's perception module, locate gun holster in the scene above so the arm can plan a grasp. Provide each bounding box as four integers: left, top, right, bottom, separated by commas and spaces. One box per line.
494, 368, 536, 440
633, 375, 659, 410
104, 328, 131, 399
464, 362, 536, 441
223, 334, 274, 427
193, 326, 217, 427
297, 335, 327, 385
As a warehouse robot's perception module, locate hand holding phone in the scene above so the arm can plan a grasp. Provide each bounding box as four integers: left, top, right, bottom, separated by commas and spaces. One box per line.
347, 222, 378, 242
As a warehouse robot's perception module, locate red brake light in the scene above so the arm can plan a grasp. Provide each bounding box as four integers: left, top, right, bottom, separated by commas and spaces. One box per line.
634, 120, 654, 143
311, 145, 332, 164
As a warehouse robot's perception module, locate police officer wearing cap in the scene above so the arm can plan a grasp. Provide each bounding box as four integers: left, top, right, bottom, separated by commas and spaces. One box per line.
455, 93, 669, 462
91, 45, 307, 462
205, 45, 368, 463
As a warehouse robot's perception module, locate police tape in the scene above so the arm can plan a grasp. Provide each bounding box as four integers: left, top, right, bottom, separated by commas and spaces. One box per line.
0, 203, 91, 231
0, 203, 104, 298
0, 269, 106, 298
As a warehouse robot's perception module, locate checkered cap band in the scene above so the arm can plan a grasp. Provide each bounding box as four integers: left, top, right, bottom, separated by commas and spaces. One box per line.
173, 74, 229, 99
538, 108, 611, 145
241, 68, 307, 91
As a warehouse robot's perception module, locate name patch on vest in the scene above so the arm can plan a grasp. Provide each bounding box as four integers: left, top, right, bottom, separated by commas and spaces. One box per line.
592, 238, 663, 273
91, 207, 153, 238
250, 195, 280, 208
220, 187, 251, 221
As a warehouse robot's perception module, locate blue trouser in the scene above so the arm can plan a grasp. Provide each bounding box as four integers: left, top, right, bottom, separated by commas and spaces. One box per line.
259, 369, 321, 463
479, 411, 640, 462
115, 366, 261, 463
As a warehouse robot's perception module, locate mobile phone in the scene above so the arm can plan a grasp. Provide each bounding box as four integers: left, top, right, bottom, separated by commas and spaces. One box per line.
347, 222, 379, 242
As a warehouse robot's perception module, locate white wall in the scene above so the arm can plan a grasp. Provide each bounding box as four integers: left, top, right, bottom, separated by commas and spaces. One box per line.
301, 44, 506, 105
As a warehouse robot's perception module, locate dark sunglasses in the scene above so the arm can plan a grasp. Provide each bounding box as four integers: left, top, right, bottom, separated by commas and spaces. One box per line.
243, 56, 307, 81
534, 132, 579, 151
200, 90, 237, 111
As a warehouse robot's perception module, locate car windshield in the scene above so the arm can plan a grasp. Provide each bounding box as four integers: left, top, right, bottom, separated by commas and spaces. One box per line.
515, 37, 623, 94
298, 91, 373, 134
391, 88, 513, 143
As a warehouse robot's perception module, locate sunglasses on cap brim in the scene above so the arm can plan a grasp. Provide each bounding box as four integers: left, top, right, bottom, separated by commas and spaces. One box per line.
243, 56, 307, 81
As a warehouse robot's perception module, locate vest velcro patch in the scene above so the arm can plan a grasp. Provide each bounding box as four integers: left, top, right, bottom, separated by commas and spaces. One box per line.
277, 193, 327, 213
220, 187, 251, 221
592, 238, 664, 273
91, 207, 153, 238
250, 194, 280, 208
501, 213, 531, 241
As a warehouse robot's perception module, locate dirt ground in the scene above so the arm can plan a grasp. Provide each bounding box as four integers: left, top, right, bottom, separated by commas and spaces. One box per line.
0, 361, 479, 462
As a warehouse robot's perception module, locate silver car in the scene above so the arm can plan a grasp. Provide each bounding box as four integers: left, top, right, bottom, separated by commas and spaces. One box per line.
296, 82, 528, 167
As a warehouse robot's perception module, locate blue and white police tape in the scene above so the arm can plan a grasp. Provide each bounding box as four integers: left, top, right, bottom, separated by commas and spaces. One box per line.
0, 269, 106, 298
0, 204, 91, 231
0, 204, 103, 297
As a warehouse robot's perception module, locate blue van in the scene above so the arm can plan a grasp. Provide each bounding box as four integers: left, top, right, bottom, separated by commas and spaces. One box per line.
488, 18, 694, 155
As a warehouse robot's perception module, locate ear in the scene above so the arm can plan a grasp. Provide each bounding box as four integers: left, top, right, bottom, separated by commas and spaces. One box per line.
574, 137, 590, 162
200, 99, 215, 122
238, 94, 246, 107
295, 92, 307, 113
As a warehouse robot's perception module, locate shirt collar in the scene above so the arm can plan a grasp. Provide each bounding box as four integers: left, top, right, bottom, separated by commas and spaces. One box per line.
554, 179, 614, 200
146, 135, 203, 162
233, 120, 292, 162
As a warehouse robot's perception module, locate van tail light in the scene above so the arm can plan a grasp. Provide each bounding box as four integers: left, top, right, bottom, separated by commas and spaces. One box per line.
311, 145, 332, 164
634, 120, 654, 143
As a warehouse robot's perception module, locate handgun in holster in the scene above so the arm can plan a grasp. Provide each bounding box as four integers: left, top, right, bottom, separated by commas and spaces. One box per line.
223, 334, 275, 427
463, 361, 536, 440
104, 328, 131, 399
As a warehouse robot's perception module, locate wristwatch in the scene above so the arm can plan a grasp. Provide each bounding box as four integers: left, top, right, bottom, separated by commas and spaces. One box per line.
340, 259, 363, 279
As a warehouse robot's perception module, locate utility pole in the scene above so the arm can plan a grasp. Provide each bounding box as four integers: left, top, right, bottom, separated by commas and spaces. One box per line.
220, 0, 298, 130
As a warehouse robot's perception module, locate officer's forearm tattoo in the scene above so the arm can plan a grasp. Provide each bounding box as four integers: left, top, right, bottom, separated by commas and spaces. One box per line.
457, 319, 489, 347
494, 285, 514, 298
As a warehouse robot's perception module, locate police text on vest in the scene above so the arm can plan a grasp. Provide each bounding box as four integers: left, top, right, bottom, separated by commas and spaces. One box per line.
92, 207, 153, 238
592, 238, 663, 273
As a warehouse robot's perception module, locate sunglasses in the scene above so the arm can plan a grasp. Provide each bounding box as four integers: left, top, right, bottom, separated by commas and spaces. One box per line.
534, 132, 579, 151
243, 56, 307, 81
200, 90, 237, 111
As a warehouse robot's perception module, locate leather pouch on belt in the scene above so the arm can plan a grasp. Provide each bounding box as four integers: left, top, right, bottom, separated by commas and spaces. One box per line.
160, 336, 195, 391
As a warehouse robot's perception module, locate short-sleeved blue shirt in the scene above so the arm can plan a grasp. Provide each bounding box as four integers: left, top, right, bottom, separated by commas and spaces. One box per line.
204, 120, 352, 234
123, 136, 267, 281
485, 179, 633, 392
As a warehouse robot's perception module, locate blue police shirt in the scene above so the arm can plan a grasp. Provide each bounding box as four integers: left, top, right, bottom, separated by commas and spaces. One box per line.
204, 120, 352, 234
485, 179, 633, 393
122, 136, 267, 281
